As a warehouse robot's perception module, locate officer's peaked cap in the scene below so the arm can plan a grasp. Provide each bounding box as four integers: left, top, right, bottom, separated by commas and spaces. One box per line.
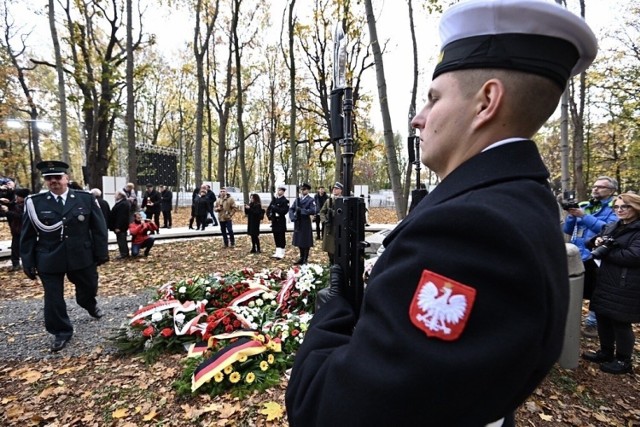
36, 160, 69, 176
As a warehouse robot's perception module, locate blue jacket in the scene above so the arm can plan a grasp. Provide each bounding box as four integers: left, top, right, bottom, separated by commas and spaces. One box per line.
563, 197, 617, 261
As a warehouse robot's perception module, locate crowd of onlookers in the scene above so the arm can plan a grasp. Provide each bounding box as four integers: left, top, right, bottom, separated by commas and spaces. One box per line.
2, 174, 639, 375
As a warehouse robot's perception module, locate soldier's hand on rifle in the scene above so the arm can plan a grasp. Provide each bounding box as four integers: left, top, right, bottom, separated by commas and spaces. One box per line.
328, 264, 345, 298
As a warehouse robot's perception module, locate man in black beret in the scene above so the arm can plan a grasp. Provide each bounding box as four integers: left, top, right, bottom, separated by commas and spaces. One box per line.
286, 1, 598, 425
20, 160, 109, 352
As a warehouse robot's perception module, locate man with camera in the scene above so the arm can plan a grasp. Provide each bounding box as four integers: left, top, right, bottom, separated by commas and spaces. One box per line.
563, 176, 618, 337
128, 211, 158, 257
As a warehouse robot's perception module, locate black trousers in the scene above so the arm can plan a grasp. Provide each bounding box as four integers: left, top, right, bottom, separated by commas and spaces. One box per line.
596, 314, 635, 359
115, 231, 129, 257
39, 266, 99, 338
273, 231, 286, 248
161, 209, 172, 227
10, 233, 20, 266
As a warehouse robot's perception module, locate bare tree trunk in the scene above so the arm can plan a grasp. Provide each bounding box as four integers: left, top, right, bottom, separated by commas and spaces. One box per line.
403, 0, 418, 214
126, 0, 136, 183
193, 0, 218, 187
364, 0, 404, 219
288, 0, 297, 185
2, 9, 43, 191
232, 0, 249, 200
48, 0, 70, 166
570, 0, 588, 198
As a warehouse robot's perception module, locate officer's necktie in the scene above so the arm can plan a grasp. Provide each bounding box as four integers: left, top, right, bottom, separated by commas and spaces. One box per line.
56, 196, 64, 207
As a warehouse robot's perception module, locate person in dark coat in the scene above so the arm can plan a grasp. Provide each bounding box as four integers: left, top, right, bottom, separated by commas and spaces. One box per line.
582, 192, 640, 375
90, 188, 111, 228
20, 161, 109, 352
206, 185, 218, 226
159, 185, 173, 228
319, 182, 342, 264
192, 188, 210, 231
313, 186, 328, 240
285, 1, 598, 425
109, 190, 131, 259
267, 185, 290, 260
288, 183, 316, 265
0, 187, 29, 271
141, 183, 161, 230
244, 193, 264, 253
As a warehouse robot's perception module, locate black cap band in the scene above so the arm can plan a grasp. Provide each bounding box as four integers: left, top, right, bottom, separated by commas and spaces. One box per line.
433, 33, 579, 89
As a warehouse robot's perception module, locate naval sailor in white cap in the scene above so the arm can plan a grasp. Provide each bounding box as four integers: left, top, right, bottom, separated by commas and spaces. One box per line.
286, 1, 597, 426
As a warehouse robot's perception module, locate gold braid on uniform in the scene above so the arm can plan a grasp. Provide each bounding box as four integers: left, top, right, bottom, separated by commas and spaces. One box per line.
25, 197, 64, 240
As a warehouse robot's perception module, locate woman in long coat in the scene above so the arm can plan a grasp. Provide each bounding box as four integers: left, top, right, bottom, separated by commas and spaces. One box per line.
244, 193, 263, 253
582, 192, 640, 374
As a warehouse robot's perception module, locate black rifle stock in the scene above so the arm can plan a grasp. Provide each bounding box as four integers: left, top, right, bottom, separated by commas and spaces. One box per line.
330, 86, 367, 317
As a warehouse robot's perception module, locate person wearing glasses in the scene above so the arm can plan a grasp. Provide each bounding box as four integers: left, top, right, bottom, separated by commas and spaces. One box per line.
582, 193, 640, 374
563, 176, 618, 338
20, 161, 109, 352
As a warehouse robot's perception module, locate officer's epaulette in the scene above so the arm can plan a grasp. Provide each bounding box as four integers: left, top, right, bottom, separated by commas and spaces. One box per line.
27, 192, 47, 199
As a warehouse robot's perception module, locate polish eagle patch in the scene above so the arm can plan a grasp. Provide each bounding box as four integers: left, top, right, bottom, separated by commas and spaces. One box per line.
409, 269, 476, 341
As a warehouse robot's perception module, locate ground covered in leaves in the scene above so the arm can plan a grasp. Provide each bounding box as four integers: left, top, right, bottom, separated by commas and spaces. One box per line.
0, 207, 638, 426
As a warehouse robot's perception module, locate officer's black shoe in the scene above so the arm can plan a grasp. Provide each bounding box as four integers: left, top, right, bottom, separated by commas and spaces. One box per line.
89, 307, 104, 319
582, 350, 614, 364
51, 336, 71, 352
600, 359, 633, 375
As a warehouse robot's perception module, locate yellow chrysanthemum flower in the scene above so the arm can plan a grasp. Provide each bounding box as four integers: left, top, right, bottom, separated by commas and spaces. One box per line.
224, 365, 234, 375
214, 372, 224, 383
238, 354, 248, 363
245, 372, 256, 384
229, 372, 241, 384
260, 361, 269, 371
256, 334, 266, 343
267, 354, 275, 364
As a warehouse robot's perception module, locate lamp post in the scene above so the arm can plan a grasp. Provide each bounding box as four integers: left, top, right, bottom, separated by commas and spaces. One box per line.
6, 118, 53, 191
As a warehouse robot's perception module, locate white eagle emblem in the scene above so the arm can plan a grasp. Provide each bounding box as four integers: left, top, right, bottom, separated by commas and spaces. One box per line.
415, 281, 467, 335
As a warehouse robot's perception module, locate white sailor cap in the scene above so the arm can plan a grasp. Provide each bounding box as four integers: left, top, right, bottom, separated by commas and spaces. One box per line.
433, 0, 598, 89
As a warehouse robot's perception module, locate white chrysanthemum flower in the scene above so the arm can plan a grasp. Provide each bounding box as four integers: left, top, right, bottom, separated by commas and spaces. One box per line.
151, 312, 163, 322
178, 286, 187, 293
174, 313, 186, 324
256, 299, 264, 307
248, 301, 255, 308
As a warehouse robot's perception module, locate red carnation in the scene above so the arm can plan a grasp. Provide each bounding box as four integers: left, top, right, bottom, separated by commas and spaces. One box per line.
142, 326, 155, 338
160, 328, 174, 338
291, 329, 300, 337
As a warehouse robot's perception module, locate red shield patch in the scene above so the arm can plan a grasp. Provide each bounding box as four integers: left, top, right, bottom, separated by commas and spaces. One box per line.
409, 269, 476, 341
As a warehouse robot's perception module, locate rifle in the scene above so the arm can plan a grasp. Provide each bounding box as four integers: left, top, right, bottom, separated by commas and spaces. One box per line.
330, 24, 367, 317
407, 134, 428, 213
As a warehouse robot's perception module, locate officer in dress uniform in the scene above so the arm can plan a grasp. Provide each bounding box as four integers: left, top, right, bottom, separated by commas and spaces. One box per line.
20, 161, 109, 352
289, 183, 316, 265
286, 1, 598, 426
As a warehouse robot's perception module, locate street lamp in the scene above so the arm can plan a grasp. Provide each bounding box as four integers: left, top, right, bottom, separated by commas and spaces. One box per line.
6, 118, 53, 191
